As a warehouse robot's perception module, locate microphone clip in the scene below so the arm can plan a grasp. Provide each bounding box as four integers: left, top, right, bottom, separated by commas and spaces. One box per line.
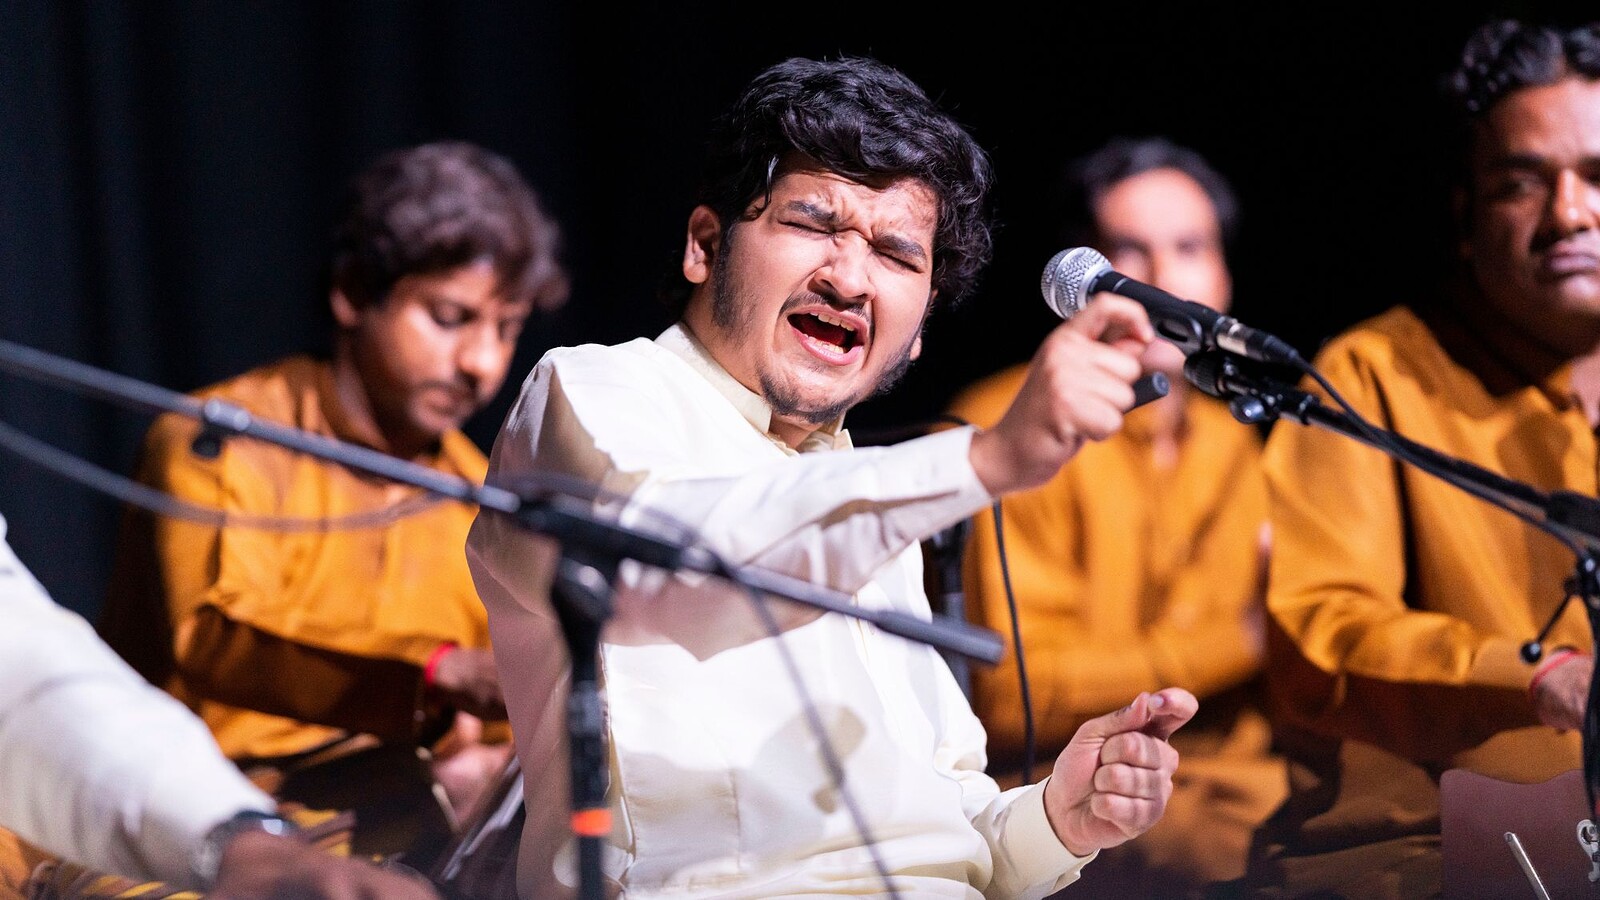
188, 397, 254, 460
1182, 351, 1306, 426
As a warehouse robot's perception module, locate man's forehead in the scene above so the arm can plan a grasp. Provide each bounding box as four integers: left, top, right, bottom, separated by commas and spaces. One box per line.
1471, 78, 1600, 161
770, 168, 939, 234
401, 263, 533, 314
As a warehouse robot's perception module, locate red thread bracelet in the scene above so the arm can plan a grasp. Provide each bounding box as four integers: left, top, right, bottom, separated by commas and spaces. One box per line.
1528, 648, 1584, 696
424, 642, 458, 687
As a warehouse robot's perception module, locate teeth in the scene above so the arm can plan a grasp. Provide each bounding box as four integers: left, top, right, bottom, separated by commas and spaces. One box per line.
801, 333, 847, 355
812, 311, 857, 332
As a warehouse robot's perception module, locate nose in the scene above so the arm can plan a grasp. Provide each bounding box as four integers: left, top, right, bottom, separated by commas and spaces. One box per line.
815, 233, 874, 302
1145, 251, 1173, 295
1550, 169, 1600, 236
456, 322, 508, 395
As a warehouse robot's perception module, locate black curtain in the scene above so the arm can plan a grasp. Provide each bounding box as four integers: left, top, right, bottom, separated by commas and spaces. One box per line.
0, 1, 1561, 616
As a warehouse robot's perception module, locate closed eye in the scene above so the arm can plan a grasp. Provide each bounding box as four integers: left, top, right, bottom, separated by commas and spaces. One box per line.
431, 303, 471, 328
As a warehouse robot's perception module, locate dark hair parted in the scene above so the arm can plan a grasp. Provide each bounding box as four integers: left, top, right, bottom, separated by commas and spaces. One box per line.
1444, 18, 1600, 119
329, 140, 569, 313
668, 55, 995, 315
1060, 136, 1239, 253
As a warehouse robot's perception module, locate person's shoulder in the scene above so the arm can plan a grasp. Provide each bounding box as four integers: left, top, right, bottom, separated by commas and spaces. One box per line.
143, 355, 317, 452
533, 336, 693, 396
1307, 305, 1437, 379
187, 354, 325, 415
540, 336, 665, 368
946, 362, 1030, 430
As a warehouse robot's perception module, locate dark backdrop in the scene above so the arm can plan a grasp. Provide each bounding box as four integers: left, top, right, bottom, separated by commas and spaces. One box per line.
0, 1, 1582, 616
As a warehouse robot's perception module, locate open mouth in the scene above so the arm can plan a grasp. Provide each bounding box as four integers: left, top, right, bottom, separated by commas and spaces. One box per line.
789, 311, 863, 358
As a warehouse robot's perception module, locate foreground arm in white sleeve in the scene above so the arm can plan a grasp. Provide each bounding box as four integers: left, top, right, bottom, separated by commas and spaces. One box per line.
0, 516, 441, 899
0, 516, 272, 885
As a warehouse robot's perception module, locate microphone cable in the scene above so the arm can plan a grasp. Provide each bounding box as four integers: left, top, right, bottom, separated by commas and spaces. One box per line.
423, 471, 911, 898
877, 413, 1038, 787
1290, 358, 1582, 559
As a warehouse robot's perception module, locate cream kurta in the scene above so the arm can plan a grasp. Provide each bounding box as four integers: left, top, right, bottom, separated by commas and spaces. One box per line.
468, 324, 1091, 899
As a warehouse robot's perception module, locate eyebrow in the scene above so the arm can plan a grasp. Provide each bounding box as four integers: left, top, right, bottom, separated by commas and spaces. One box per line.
1482, 152, 1600, 171
783, 199, 931, 265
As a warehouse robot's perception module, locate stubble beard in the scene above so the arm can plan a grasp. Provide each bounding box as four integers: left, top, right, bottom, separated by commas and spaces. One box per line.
710, 254, 919, 430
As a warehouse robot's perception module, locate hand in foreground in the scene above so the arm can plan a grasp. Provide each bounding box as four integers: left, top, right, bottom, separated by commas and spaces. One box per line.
1043, 687, 1198, 857
210, 831, 441, 899
431, 710, 518, 823
969, 294, 1153, 496
1531, 651, 1593, 732
427, 645, 508, 721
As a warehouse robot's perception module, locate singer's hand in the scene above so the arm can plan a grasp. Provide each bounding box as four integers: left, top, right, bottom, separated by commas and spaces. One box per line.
969, 294, 1153, 495
1043, 687, 1197, 857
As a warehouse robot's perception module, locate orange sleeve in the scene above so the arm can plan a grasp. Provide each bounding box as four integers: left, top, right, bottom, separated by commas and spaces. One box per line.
178, 605, 428, 741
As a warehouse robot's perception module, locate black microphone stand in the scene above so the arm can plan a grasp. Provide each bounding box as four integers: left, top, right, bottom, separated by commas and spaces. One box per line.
1185, 350, 1600, 813
0, 338, 1005, 900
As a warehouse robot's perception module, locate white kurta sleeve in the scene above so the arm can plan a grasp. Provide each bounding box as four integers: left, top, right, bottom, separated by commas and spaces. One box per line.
0, 517, 274, 886
478, 343, 994, 597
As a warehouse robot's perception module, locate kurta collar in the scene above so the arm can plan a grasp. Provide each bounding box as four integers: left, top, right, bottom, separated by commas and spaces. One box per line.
1425, 297, 1576, 412
656, 323, 851, 453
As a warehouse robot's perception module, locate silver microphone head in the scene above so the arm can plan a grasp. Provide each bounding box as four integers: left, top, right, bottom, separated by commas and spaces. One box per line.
1040, 246, 1111, 320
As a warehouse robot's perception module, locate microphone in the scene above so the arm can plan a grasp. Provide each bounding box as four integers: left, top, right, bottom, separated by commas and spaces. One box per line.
1041, 247, 1302, 366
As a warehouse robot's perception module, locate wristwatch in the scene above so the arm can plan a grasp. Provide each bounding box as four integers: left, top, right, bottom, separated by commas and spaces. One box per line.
192, 809, 301, 887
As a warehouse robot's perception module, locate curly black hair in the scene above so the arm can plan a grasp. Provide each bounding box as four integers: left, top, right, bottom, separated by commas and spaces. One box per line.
329, 140, 569, 314
1443, 18, 1600, 118
663, 56, 995, 316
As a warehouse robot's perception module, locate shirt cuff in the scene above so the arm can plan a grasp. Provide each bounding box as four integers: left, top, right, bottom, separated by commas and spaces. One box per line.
992, 777, 1097, 894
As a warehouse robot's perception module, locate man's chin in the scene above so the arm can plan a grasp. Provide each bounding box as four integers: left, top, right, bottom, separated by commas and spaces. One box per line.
405, 410, 460, 446
761, 382, 859, 431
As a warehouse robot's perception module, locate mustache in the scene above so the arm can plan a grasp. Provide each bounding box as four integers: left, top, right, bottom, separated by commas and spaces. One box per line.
420, 379, 482, 403
780, 290, 872, 326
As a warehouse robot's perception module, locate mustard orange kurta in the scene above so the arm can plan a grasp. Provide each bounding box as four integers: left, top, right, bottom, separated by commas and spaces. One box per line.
1252, 303, 1595, 896
99, 355, 493, 761
947, 363, 1285, 885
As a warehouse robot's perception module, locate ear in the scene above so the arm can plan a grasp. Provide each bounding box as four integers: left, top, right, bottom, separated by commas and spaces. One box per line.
330, 288, 362, 328
683, 206, 722, 285
910, 290, 935, 361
